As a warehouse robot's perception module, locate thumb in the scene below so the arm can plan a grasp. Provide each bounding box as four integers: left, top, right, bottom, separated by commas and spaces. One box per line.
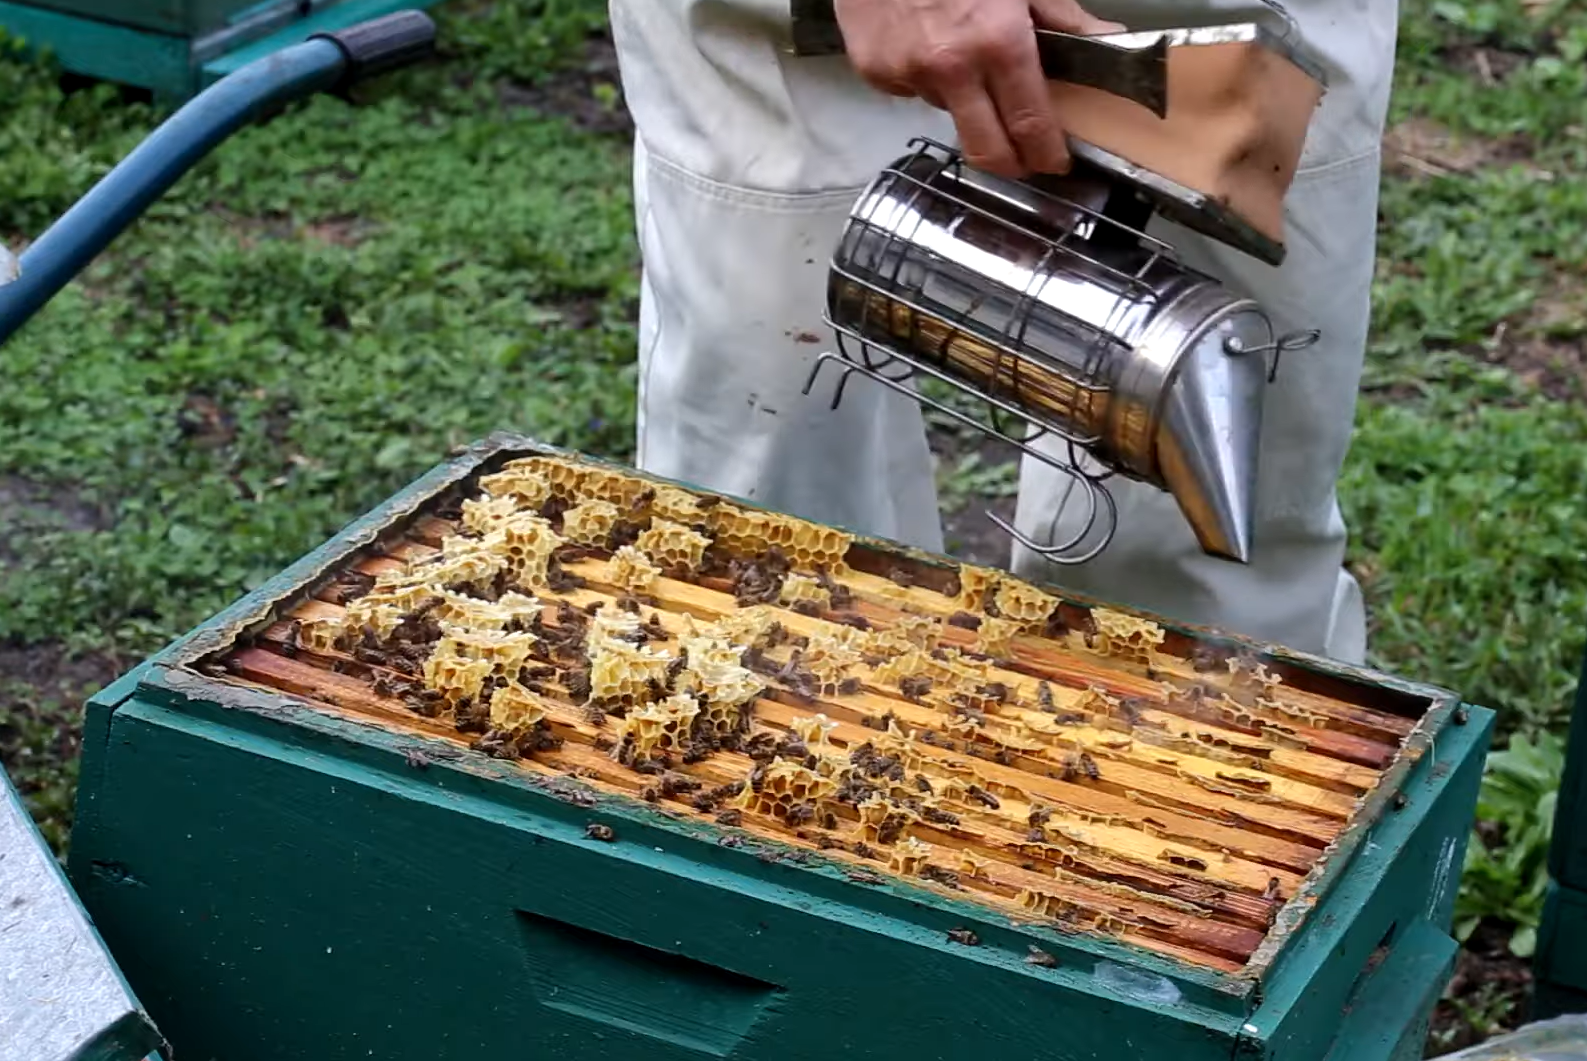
1030, 0, 1125, 34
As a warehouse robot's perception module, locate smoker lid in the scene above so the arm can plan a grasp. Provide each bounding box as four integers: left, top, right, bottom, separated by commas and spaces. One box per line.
1066, 139, 1289, 267
1059, 22, 1326, 267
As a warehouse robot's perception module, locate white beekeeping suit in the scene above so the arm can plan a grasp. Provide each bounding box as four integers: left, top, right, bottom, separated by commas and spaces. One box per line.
608, 0, 1396, 664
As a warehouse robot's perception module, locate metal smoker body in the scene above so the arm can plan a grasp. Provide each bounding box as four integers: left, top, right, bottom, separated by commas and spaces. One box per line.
801, 18, 1326, 566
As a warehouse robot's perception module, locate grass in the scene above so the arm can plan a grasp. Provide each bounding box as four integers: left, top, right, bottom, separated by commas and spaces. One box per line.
1, 0, 1583, 1048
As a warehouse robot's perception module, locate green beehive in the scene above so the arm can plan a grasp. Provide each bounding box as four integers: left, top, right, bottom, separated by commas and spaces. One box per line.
0, 0, 444, 99
66, 433, 1494, 1061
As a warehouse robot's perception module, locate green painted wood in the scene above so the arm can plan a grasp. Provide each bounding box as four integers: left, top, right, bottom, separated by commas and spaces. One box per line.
1240, 704, 1494, 1059
1547, 648, 1587, 892
1319, 922, 1458, 1061
5, 0, 276, 36
1532, 979, 1587, 1023
0, 0, 444, 100
1535, 881, 1587, 1006
69, 696, 1248, 1061
0, 2, 194, 97
198, 0, 446, 85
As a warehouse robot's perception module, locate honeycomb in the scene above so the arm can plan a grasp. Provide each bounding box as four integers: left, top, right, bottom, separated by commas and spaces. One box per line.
779, 573, 831, 608
497, 514, 562, 589
975, 616, 1022, 659
588, 624, 674, 706
475, 464, 553, 508
789, 713, 838, 748
560, 500, 622, 547
604, 545, 660, 595
733, 758, 839, 820
991, 580, 1061, 629
612, 694, 699, 762
460, 493, 521, 536
422, 645, 493, 710
231, 447, 1423, 976
491, 683, 549, 733
889, 836, 934, 876
437, 624, 536, 677
711, 506, 850, 571
1092, 608, 1167, 665
634, 519, 711, 574
649, 484, 709, 525
430, 589, 540, 631
676, 630, 763, 736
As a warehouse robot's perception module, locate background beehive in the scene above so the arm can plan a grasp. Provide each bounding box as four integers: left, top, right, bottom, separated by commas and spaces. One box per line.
212, 452, 1428, 974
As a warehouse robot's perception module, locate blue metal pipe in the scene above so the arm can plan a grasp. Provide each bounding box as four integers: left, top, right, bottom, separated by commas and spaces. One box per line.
0, 38, 349, 345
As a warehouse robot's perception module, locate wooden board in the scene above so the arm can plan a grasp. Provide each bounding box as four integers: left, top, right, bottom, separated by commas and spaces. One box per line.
204, 452, 1426, 974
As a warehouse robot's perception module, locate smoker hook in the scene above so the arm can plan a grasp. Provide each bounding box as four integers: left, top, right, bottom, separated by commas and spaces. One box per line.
1224, 327, 1321, 383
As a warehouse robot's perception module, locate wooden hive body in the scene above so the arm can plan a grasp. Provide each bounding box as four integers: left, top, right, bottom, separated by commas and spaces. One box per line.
67, 434, 1494, 1061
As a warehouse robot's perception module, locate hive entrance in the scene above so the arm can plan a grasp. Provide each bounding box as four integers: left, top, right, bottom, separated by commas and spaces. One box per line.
209, 453, 1420, 974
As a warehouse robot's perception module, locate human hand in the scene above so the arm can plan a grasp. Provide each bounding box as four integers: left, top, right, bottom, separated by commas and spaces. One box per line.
833, 0, 1123, 178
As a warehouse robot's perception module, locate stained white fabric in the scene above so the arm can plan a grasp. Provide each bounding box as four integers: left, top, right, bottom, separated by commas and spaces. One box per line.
609, 0, 1397, 662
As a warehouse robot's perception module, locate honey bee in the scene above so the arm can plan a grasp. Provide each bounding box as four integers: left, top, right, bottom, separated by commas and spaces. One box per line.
1037, 681, 1056, 713
281, 620, 302, 659
946, 928, 980, 946
660, 773, 701, 798
1025, 945, 1059, 968
1059, 751, 1101, 783
585, 823, 616, 842
966, 785, 1000, 810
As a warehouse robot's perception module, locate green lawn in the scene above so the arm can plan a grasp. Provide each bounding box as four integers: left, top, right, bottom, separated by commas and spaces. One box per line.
2, 0, 1584, 1049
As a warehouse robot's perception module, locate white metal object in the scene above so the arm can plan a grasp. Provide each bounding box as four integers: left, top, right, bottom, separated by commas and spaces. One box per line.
0, 768, 165, 1061
802, 138, 1319, 565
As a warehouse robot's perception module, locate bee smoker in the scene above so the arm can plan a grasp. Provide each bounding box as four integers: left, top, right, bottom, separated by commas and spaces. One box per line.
793, 10, 1329, 565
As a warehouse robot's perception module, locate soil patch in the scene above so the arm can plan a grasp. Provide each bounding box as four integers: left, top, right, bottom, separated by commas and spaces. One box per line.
1441, 44, 1535, 87
0, 642, 122, 703
498, 30, 631, 137
1382, 118, 1538, 179
0, 476, 109, 564
1478, 273, 1587, 401
929, 428, 1017, 570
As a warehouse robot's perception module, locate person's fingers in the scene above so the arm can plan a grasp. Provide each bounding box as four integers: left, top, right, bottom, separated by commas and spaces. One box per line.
938, 78, 1023, 177
984, 24, 1070, 173
1030, 0, 1125, 34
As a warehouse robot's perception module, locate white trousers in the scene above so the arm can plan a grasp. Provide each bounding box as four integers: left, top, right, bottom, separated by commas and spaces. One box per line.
609, 0, 1397, 663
